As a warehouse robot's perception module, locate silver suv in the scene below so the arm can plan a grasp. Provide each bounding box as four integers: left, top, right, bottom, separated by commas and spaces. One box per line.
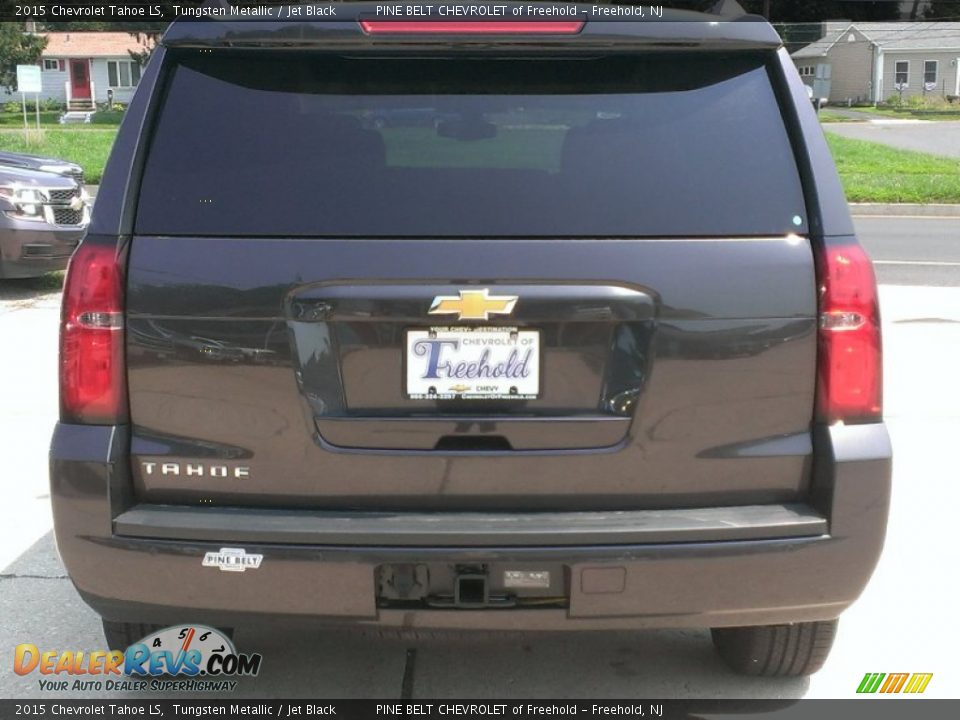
0, 165, 90, 279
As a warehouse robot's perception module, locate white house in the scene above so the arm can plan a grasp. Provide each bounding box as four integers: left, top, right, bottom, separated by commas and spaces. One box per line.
4, 32, 152, 109
792, 22, 960, 104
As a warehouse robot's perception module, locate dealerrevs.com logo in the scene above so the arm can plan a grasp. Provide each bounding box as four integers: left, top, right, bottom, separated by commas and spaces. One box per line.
14, 625, 262, 692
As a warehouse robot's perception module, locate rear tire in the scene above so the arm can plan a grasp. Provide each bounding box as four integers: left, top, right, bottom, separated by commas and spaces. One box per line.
710, 620, 838, 677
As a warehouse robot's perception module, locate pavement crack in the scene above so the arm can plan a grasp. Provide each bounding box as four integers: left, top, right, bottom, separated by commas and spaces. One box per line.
0, 573, 69, 580
400, 647, 417, 700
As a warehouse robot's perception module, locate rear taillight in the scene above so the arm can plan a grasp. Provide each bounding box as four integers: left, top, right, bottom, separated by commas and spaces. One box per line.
816, 241, 882, 424
359, 21, 585, 34
60, 242, 127, 425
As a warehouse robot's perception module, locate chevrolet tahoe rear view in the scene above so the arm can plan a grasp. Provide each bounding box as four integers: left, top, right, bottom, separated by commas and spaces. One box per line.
50, 3, 891, 677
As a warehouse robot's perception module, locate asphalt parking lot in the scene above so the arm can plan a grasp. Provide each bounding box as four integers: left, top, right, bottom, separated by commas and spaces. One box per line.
1, 217, 958, 698
824, 119, 960, 159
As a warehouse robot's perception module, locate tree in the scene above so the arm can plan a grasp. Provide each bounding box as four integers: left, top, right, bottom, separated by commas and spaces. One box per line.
0, 23, 47, 93
124, 23, 169, 66
38, 22, 117, 32
32, 12, 168, 65
924, 1, 960, 19
741, 1, 903, 21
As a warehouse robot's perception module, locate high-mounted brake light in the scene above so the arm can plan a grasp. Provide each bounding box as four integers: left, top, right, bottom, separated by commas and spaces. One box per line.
60, 242, 127, 425
816, 241, 882, 424
359, 21, 585, 35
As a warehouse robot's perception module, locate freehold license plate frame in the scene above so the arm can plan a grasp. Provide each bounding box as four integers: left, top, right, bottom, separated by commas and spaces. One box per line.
405, 326, 541, 400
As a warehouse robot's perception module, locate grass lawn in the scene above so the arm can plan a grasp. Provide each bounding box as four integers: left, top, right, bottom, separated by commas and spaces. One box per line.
0, 111, 124, 127
0, 125, 956, 204
826, 134, 960, 203
0, 128, 117, 183
0, 111, 62, 126
818, 110, 861, 123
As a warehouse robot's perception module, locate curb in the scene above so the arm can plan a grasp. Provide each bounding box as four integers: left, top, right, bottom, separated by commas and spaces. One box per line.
850, 203, 960, 217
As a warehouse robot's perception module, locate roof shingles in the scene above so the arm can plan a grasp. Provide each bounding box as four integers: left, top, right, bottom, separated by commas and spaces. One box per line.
792, 22, 960, 58
39, 32, 153, 59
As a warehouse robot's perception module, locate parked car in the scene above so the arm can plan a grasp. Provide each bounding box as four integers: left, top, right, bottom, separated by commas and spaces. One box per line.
51, 4, 890, 677
0, 150, 84, 184
0, 166, 89, 279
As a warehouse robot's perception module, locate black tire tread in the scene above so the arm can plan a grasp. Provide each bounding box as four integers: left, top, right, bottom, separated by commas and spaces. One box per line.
711, 620, 838, 677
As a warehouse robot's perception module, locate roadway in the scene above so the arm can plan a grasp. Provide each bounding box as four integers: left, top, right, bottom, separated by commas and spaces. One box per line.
856, 216, 960, 287
824, 119, 960, 159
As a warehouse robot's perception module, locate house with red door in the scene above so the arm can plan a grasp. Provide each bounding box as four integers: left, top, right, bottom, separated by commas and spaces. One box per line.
3, 32, 153, 109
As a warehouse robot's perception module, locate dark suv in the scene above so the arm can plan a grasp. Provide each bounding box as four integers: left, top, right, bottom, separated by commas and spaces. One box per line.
51, 3, 891, 677
0, 165, 89, 279
0, 150, 84, 183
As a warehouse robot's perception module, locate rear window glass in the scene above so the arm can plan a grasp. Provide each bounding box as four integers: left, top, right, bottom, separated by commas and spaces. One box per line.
136, 53, 807, 237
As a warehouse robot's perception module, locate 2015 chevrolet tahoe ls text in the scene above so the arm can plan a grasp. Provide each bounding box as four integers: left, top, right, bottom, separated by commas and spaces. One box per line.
50, 2, 891, 677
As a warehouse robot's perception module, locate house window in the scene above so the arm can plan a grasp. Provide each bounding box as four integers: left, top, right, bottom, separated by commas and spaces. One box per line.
107, 60, 142, 89
895, 61, 909, 87
924, 60, 938, 86
798, 66, 814, 77
42, 59, 61, 71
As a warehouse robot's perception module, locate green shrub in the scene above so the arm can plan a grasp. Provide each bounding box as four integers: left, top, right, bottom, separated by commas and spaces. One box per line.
920, 95, 949, 109
904, 94, 951, 110
3, 98, 63, 113
885, 94, 903, 107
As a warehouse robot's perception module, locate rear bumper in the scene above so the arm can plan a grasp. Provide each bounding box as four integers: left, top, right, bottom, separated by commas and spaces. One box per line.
0, 222, 82, 278
50, 422, 891, 631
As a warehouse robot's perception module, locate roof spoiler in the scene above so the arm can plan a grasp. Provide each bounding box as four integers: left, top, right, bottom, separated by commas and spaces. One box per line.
162, 2, 781, 52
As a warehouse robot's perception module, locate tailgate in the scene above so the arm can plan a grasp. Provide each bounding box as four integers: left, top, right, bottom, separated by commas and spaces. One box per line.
126, 236, 815, 511
124, 48, 816, 511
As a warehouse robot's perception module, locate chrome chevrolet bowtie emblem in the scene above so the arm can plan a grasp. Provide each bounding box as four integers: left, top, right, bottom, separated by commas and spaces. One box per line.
428, 289, 518, 321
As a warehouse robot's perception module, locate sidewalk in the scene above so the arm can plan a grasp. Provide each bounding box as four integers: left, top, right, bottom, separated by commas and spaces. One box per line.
850, 203, 960, 217
823, 107, 891, 122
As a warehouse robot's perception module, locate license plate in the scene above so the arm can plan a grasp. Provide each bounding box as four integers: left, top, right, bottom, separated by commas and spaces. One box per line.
405, 327, 540, 400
